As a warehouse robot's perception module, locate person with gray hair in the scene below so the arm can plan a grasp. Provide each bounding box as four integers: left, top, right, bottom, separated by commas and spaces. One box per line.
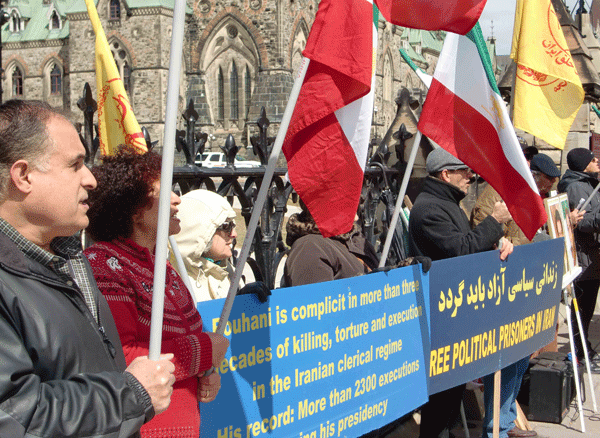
0, 99, 175, 437
409, 147, 514, 438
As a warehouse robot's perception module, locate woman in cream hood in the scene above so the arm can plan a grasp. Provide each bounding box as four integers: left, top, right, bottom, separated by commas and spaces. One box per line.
172, 189, 238, 302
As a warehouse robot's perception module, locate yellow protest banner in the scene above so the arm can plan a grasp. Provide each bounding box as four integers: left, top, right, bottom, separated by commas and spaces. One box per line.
85, 0, 146, 155
510, 0, 584, 149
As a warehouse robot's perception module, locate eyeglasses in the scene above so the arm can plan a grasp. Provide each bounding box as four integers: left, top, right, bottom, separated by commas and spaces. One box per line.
217, 221, 236, 234
447, 168, 474, 177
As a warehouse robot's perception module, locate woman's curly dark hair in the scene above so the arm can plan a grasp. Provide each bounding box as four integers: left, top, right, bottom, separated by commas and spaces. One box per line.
86, 147, 162, 242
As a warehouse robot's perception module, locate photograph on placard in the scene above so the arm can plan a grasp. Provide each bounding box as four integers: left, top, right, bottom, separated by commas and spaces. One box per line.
544, 194, 577, 278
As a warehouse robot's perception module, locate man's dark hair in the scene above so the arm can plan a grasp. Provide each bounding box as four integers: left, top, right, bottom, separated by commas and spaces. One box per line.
86, 147, 162, 242
0, 99, 69, 199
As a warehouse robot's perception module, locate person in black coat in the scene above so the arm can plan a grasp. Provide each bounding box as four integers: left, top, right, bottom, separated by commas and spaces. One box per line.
557, 148, 600, 365
0, 100, 175, 437
409, 148, 515, 438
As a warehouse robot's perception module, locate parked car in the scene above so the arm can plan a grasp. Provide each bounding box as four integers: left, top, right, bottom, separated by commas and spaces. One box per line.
195, 152, 261, 168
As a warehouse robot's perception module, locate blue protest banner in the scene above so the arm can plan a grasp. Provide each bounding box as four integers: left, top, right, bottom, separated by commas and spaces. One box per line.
426, 238, 564, 395
198, 265, 429, 438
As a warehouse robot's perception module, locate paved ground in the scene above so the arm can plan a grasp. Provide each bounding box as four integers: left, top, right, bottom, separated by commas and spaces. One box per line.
384, 301, 600, 438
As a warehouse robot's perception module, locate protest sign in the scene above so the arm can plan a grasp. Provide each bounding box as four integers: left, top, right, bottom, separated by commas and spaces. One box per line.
199, 265, 429, 438
197, 239, 563, 436
426, 238, 564, 394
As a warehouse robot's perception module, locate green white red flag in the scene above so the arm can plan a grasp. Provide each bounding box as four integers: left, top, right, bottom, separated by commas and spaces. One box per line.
282, 0, 376, 237
375, 0, 487, 34
418, 24, 547, 240
283, 0, 490, 238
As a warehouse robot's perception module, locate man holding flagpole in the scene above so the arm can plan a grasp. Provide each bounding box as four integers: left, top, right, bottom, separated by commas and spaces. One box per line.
0, 99, 175, 437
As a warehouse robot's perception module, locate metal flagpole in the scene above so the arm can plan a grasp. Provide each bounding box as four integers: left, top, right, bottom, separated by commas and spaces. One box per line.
169, 236, 196, 301
378, 130, 421, 267
214, 57, 310, 336
564, 288, 586, 432
379, 48, 430, 267
578, 182, 600, 211
148, 0, 186, 360
573, 295, 599, 412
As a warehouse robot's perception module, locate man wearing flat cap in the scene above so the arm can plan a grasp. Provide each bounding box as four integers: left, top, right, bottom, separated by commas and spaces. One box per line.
409, 147, 513, 438
409, 147, 513, 261
558, 147, 600, 369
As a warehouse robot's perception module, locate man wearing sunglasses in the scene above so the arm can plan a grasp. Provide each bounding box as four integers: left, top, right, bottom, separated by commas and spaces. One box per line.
409, 147, 514, 438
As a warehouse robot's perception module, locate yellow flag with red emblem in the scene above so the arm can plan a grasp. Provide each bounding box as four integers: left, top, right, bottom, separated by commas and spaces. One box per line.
84, 0, 146, 155
510, 0, 584, 149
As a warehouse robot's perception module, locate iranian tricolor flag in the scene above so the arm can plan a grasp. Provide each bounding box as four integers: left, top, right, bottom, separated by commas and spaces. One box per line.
375, 0, 487, 34
418, 24, 547, 240
282, 0, 376, 237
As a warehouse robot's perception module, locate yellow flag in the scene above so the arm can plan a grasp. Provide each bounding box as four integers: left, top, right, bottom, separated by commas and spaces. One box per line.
85, 0, 146, 155
510, 0, 584, 149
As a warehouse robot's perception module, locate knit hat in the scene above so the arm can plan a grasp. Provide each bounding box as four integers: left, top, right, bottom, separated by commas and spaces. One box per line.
426, 147, 469, 174
530, 154, 560, 178
567, 148, 595, 172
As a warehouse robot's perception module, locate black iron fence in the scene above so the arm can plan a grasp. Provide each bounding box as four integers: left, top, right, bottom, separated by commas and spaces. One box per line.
77, 84, 412, 289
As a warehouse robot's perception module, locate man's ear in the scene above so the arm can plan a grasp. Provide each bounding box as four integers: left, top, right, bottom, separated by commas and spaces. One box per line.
438, 169, 451, 183
9, 160, 34, 194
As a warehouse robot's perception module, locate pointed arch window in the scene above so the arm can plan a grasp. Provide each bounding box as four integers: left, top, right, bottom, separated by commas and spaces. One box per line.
12, 67, 23, 96
50, 64, 61, 94
201, 18, 260, 125
218, 67, 225, 120
109, 40, 133, 100
230, 63, 238, 119
50, 11, 60, 30
123, 62, 131, 94
109, 0, 121, 21
383, 54, 393, 102
245, 66, 252, 118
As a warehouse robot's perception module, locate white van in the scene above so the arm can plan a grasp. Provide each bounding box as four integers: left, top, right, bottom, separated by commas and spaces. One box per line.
195, 152, 261, 168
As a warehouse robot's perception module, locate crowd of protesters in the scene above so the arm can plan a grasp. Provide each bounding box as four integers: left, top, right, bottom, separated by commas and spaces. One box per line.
406, 145, 598, 438
0, 98, 597, 438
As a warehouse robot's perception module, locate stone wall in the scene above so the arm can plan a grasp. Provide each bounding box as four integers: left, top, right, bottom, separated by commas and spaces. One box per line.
0, 0, 441, 160
2, 40, 69, 106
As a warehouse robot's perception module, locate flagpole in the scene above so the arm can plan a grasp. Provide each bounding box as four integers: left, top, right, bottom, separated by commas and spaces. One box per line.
379, 49, 430, 267
148, 0, 186, 360
509, 60, 517, 122
214, 58, 310, 335
169, 236, 196, 301
378, 130, 421, 267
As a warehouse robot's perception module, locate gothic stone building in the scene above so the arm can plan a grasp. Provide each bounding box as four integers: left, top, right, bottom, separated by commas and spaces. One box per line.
1, 0, 456, 158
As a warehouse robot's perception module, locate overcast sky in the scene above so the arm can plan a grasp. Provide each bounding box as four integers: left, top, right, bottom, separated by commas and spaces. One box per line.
479, 0, 583, 55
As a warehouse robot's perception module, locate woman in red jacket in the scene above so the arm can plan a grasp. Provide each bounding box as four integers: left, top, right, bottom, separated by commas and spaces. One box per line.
84, 148, 228, 438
